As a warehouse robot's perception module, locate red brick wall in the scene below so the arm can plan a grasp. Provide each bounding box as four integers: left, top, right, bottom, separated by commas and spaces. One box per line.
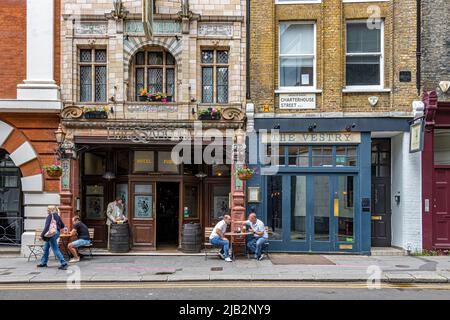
0, 114, 60, 193
0, 0, 26, 99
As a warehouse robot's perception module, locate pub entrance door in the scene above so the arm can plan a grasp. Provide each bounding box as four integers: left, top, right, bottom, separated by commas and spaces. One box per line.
156, 182, 179, 248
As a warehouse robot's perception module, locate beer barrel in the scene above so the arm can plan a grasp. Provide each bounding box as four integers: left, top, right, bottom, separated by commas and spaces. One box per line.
181, 223, 202, 253
110, 223, 130, 253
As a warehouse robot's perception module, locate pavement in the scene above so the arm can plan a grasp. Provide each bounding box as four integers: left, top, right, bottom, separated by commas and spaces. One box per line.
1, 254, 450, 284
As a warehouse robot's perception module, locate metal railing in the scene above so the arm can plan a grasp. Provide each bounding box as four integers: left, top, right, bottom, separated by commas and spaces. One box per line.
0, 216, 23, 246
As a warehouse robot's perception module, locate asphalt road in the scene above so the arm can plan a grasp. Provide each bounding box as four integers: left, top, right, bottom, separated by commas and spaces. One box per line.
1, 282, 450, 300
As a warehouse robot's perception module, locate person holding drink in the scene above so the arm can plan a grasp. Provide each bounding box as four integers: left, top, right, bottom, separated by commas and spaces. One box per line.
106, 197, 128, 250
242, 213, 268, 261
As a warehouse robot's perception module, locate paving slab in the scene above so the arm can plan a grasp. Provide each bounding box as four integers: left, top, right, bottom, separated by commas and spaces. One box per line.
409, 271, 447, 283
209, 274, 252, 281
89, 274, 143, 282
384, 272, 416, 283
167, 274, 210, 282
0, 275, 35, 283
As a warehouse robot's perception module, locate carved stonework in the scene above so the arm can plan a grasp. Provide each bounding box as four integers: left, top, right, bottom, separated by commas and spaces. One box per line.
125, 20, 182, 34
74, 22, 108, 35
198, 23, 233, 37
222, 107, 246, 121
61, 106, 83, 119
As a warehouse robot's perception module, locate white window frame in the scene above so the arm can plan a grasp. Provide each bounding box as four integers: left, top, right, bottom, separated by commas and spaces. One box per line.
275, 0, 321, 4
278, 21, 317, 93
345, 20, 384, 91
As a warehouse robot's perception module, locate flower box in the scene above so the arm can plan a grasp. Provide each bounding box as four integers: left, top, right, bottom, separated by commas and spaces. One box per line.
138, 96, 147, 102
43, 165, 63, 178
84, 111, 108, 119
198, 108, 222, 120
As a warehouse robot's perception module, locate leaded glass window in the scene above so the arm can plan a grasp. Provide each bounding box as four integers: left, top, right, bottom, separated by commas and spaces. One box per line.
79, 49, 107, 102
133, 49, 176, 101
201, 49, 229, 103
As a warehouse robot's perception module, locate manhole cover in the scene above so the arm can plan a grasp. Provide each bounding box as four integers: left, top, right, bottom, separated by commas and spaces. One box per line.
395, 265, 410, 268
211, 267, 223, 271
28, 272, 41, 275
155, 271, 175, 275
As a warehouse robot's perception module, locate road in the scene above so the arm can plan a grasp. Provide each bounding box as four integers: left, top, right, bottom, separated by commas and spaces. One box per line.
1, 282, 450, 300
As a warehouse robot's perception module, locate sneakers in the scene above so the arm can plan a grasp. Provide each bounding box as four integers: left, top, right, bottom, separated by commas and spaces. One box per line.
58, 264, 68, 270
257, 254, 265, 261
36, 264, 47, 268
224, 257, 233, 262
69, 257, 80, 263
218, 252, 225, 260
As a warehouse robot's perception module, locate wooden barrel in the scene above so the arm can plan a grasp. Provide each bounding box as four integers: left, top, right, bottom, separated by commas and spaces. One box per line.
181, 223, 202, 253
110, 223, 130, 253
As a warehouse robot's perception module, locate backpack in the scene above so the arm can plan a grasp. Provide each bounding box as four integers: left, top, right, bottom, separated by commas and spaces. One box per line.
44, 214, 58, 238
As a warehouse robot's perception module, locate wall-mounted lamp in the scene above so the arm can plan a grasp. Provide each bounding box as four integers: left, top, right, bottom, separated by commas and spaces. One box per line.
273, 124, 280, 130
175, 35, 181, 41
394, 192, 401, 205
308, 123, 317, 132
439, 81, 450, 93
345, 123, 356, 132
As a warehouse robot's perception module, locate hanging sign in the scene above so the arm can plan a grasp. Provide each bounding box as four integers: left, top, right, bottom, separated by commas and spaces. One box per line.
409, 120, 424, 153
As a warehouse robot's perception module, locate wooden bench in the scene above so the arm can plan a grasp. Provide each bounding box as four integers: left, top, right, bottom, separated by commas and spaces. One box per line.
77, 228, 95, 259
27, 230, 44, 262
203, 227, 223, 260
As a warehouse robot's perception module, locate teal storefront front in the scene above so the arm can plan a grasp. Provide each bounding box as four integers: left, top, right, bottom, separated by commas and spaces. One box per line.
246, 130, 372, 254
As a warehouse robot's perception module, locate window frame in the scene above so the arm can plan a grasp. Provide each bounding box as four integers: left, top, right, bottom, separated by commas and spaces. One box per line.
278, 21, 317, 92
200, 49, 230, 104
275, 0, 321, 4
132, 48, 176, 101
78, 48, 108, 103
345, 20, 384, 90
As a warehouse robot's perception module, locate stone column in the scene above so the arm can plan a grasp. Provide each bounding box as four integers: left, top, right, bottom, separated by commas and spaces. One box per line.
17, 0, 59, 101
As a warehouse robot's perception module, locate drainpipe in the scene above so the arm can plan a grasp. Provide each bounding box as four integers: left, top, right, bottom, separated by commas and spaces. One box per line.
416, 0, 421, 96
246, 0, 250, 100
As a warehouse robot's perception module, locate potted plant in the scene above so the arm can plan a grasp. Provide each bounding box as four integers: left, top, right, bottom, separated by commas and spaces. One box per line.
84, 105, 108, 119
138, 88, 148, 102
236, 167, 255, 181
43, 162, 63, 178
148, 91, 167, 102
197, 107, 222, 120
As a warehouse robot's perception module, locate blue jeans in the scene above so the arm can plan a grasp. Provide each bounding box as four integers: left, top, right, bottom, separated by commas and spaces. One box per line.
247, 237, 267, 258
210, 236, 230, 258
40, 231, 67, 267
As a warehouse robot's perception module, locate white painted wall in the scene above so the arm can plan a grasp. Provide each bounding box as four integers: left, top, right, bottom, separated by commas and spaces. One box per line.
391, 132, 422, 252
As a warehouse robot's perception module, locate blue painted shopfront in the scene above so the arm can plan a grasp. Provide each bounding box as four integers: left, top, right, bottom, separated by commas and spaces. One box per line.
246, 131, 372, 254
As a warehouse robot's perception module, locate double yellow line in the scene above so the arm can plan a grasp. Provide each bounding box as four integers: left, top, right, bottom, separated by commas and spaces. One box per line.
1, 282, 450, 291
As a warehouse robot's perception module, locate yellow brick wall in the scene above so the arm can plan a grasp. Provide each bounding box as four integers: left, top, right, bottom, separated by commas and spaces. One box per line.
250, 0, 418, 115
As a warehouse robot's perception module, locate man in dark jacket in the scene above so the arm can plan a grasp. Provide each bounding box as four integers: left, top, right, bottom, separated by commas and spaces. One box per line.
37, 206, 68, 270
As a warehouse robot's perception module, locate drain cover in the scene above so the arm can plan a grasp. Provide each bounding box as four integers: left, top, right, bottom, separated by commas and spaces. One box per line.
211, 267, 223, 272
28, 272, 41, 275
0, 272, 12, 276
395, 265, 410, 268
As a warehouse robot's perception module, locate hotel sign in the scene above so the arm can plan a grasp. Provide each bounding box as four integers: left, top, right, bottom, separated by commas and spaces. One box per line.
261, 132, 361, 144
279, 94, 316, 109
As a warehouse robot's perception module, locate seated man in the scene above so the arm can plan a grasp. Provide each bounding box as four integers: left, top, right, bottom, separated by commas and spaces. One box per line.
243, 213, 268, 261
67, 215, 91, 263
209, 214, 232, 262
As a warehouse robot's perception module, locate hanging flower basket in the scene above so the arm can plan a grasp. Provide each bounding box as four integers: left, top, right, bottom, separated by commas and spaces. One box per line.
237, 167, 255, 181
43, 164, 63, 178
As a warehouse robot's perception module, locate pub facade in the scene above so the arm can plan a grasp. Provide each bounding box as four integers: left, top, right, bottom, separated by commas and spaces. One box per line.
59, 0, 247, 250
247, 0, 422, 254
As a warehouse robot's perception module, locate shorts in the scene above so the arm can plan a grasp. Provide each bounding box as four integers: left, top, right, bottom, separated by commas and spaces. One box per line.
71, 239, 91, 248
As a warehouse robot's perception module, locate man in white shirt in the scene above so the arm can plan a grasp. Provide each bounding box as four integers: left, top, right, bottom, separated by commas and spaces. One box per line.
243, 213, 268, 261
209, 215, 232, 262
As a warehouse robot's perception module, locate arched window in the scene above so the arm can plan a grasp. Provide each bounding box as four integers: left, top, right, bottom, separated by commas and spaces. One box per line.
133, 48, 176, 101
0, 149, 23, 245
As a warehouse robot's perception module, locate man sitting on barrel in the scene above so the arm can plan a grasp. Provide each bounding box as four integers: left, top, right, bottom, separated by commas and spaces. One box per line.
106, 197, 128, 250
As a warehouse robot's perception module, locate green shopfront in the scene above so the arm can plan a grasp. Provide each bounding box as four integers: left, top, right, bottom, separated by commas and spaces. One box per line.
246, 130, 371, 254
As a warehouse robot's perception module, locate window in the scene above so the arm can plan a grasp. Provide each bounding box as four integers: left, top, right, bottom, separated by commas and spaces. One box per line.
346, 21, 383, 87
201, 50, 229, 103
134, 49, 175, 100
79, 49, 107, 102
434, 130, 450, 165
279, 22, 315, 89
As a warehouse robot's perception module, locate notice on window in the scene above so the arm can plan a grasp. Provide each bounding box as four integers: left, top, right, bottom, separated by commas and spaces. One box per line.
301, 74, 310, 85
279, 94, 316, 109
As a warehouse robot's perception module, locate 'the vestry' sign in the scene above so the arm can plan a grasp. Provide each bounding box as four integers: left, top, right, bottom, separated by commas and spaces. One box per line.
262, 132, 361, 144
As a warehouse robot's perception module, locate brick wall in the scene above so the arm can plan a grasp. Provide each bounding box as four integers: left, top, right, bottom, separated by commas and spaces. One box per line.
0, 0, 26, 99
250, 0, 418, 114
421, 0, 450, 101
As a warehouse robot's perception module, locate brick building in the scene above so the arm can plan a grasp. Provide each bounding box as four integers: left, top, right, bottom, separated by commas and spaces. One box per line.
59, 0, 247, 250
421, 0, 450, 250
246, 0, 421, 254
0, 0, 63, 255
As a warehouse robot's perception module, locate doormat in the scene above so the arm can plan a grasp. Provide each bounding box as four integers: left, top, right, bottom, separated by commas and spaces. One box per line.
269, 254, 335, 265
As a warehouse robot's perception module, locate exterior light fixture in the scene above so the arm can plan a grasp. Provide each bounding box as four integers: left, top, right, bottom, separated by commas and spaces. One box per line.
54, 124, 66, 144
308, 123, 317, 132
195, 172, 207, 179
345, 123, 356, 132
439, 81, 450, 93
102, 171, 116, 180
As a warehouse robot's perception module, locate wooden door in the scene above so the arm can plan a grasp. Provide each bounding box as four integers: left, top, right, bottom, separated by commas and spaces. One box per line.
371, 139, 392, 247
433, 168, 450, 248
130, 182, 155, 249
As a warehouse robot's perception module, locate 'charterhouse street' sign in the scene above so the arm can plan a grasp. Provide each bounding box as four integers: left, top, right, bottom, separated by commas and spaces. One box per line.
261, 132, 361, 144
279, 94, 316, 109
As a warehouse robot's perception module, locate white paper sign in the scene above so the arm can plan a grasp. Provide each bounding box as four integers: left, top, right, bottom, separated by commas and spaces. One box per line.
301, 74, 310, 85
279, 94, 316, 109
